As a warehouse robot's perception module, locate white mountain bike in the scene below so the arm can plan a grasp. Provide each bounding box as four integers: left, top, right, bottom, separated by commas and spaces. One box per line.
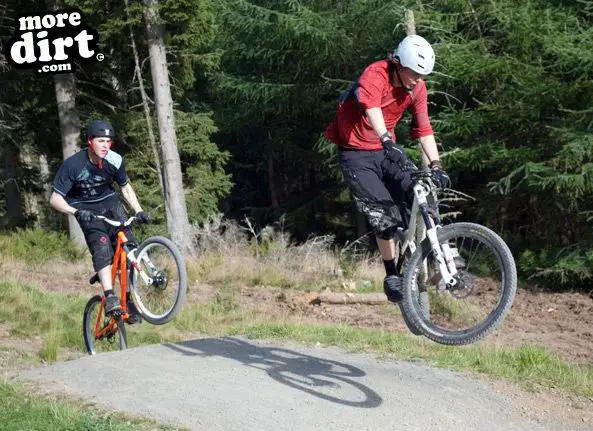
393, 169, 517, 345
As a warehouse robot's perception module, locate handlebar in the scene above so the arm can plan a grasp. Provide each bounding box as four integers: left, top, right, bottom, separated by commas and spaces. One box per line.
410, 169, 433, 180
96, 215, 137, 227
410, 168, 436, 184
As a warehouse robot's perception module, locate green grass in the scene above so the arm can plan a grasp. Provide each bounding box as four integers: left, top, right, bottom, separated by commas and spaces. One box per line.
0, 280, 193, 358
0, 229, 87, 265
0, 380, 181, 430
0, 281, 87, 360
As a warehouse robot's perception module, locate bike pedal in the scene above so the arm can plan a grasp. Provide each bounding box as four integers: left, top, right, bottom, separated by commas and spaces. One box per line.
106, 308, 123, 319
126, 314, 142, 325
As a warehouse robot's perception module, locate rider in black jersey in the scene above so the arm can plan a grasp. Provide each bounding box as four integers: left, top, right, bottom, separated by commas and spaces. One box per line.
50, 119, 148, 319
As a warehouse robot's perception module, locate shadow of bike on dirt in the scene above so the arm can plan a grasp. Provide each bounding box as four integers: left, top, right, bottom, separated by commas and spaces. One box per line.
164, 336, 382, 408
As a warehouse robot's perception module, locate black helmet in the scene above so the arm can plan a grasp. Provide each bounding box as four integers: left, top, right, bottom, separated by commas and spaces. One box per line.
85, 119, 115, 139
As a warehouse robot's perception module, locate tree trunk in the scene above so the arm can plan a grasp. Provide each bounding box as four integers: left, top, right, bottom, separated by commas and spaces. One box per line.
310, 292, 387, 305
38, 153, 52, 226
108, 48, 127, 105
142, 0, 192, 252
267, 143, 279, 216
124, 0, 165, 200
404, 9, 429, 170
404, 9, 416, 36
2, 145, 23, 228
53, 73, 85, 247
19, 146, 40, 227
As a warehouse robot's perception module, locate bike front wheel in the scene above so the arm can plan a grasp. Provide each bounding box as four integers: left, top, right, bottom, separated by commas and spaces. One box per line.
397, 247, 429, 336
401, 222, 517, 345
129, 236, 187, 325
399, 289, 429, 336
83, 295, 128, 355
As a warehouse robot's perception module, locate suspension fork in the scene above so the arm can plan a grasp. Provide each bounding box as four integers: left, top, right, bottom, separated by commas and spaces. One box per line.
419, 205, 458, 287
123, 243, 154, 285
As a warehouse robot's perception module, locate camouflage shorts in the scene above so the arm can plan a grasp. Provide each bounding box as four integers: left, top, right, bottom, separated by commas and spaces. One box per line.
339, 148, 413, 235
76, 196, 137, 272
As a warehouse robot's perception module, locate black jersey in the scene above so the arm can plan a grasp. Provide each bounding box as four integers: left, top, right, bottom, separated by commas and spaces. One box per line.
52, 148, 128, 205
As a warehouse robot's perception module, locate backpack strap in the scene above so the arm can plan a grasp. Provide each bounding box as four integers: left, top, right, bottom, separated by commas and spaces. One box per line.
339, 80, 360, 105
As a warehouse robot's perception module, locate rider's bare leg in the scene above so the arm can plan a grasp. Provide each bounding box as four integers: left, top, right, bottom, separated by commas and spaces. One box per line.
377, 237, 400, 276
98, 266, 113, 292
377, 237, 403, 302
376, 237, 396, 260
97, 265, 121, 313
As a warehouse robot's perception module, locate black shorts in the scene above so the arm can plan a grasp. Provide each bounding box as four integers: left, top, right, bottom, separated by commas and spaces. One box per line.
74, 196, 137, 272
339, 148, 413, 235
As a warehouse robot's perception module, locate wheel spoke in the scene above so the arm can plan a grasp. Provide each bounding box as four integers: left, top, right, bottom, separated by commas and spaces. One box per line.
83, 296, 127, 355
129, 237, 187, 325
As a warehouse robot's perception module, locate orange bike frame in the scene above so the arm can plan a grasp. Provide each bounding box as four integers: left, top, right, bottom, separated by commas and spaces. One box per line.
94, 230, 131, 338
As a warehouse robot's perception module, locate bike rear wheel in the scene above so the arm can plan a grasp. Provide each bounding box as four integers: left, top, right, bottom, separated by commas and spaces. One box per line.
401, 222, 517, 345
129, 236, 187, 325
83, 295, 127, 355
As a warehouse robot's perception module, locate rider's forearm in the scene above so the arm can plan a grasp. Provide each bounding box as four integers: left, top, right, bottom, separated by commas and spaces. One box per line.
365, 107, 389, 138
120, 183, 143, 214
49, 192, 77, 215
419, 134, 440, 166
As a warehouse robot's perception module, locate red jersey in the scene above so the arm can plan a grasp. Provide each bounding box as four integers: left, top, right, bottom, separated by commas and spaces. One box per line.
323, 60, 434, 150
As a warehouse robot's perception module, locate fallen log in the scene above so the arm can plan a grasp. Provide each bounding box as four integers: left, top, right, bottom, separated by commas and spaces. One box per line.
309, 292, 387, 305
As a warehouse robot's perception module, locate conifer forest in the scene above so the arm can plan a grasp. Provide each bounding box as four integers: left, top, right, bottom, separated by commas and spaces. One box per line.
1, 0, 592, 289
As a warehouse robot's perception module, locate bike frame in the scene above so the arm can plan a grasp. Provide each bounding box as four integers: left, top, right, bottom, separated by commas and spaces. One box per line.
92, 216, 154, 339
395, 175, 459, 288
93, 230, 131, 339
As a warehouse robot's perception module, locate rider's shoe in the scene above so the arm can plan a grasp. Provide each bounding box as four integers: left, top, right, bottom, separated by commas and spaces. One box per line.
384, 275, 404, 303
104, 293, 121, 315
126, 299, 143, 325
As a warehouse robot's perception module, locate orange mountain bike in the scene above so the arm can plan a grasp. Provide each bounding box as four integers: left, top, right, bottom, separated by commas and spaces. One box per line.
82, 215, 187, 355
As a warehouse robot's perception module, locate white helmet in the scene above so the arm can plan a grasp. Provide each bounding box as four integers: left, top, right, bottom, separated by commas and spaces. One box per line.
394, 35, 435, 75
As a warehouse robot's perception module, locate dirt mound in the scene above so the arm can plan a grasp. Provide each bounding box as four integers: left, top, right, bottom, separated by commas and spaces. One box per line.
232, 284, 593, 364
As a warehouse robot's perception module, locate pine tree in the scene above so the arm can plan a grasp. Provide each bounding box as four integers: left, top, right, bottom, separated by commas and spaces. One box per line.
209, 0, 414, 238
418, 0, 593, 286
58, 0, 232, 233
0, 0, 62, 230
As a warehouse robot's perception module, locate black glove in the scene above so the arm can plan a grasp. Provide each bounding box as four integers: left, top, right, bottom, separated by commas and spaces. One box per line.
74, 209, 95, 223
431, 165, 451, 189
381, 133, 410, 171
135, 211, 150, 224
